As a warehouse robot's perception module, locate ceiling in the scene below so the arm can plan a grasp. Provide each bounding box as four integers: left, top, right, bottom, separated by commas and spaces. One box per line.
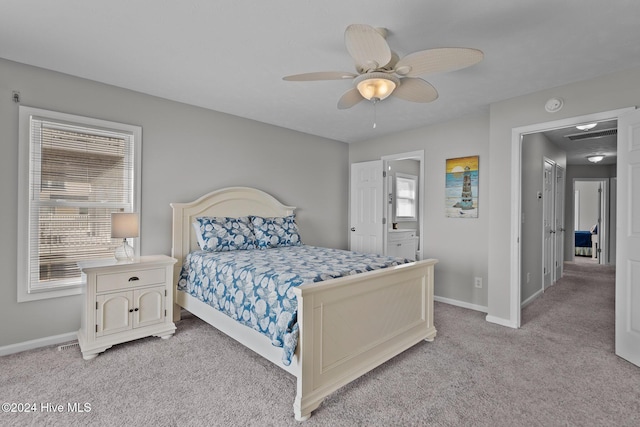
2, 1, 640, 144
542, 120, 618, 166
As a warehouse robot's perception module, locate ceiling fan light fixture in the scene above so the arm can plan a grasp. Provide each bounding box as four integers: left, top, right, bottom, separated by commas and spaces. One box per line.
587, 155, 605, 163
355, 73, 399, 101
577, 123, 597, 131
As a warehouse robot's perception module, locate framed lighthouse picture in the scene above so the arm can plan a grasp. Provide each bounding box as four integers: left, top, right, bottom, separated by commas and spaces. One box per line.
445, 156, 479, 218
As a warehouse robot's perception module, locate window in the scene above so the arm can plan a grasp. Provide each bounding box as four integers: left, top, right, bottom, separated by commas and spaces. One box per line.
395, 173, 417, 221
18, 107, 141, 301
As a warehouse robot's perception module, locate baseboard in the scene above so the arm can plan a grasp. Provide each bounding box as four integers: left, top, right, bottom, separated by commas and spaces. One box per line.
521, 288, 543, 309
485, 315, 518, 329
0, 332, 77, 357
434, 296, 488, 313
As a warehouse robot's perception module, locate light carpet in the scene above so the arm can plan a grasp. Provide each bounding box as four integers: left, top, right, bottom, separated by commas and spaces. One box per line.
1, 261, 638, 426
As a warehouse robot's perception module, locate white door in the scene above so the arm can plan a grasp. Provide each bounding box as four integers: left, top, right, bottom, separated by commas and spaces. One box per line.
616, 109, 640, 367
554, 166, 566, 281
543, 160, 555, 289
350, 161, 383, 254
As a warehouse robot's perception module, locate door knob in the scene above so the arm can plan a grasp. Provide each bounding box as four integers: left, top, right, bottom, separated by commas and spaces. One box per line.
350, 227, 356, 232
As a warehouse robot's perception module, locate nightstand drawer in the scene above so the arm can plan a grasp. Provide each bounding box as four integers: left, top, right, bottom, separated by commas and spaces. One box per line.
96, 267, 166, 293
388, 230, 416, 242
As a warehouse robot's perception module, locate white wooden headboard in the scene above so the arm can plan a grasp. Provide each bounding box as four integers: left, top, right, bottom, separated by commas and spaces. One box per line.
170, 187, 296, 284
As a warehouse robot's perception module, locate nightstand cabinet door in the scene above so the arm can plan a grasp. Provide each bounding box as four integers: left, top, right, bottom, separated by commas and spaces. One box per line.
97, 292, 133, 337
134, 285, 166, 329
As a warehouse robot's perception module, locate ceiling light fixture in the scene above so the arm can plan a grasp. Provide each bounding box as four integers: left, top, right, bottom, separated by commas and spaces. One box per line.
355, 73, 399, 101
576, 123, 597, 131
587, 155, 605, 163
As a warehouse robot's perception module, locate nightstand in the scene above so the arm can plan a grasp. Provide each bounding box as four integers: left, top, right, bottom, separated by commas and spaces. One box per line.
77, 255, 177, 360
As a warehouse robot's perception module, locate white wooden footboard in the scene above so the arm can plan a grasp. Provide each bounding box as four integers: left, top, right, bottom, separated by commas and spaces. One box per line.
293, 258, 437, 421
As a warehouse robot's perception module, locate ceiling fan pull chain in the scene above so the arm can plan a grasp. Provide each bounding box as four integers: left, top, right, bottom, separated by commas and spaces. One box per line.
372, 97, 379, 128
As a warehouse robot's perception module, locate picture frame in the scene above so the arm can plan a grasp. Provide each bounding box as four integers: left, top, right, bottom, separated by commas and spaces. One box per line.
445, 156, 479, 218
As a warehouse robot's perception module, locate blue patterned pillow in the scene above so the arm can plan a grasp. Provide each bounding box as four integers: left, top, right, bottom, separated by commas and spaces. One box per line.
251, 215, 302, 249
195, 217, 256, 251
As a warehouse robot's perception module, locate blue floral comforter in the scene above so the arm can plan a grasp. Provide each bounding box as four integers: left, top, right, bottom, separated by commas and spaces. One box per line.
177, 245, 409, 365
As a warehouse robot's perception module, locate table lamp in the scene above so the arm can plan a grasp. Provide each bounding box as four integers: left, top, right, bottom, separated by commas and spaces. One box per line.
111, 212, 139, 261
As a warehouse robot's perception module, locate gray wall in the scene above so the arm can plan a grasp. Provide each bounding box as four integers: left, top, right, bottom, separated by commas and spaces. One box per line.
350, 112, 490, 310
520, 133, 566, 304
4, 58, 640, 347
352, 66, 640, 321
0, 58, 348, 347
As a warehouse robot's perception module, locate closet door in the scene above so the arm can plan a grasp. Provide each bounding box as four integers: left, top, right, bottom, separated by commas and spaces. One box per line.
554, 166, 565, 281
350, 161, 383, 255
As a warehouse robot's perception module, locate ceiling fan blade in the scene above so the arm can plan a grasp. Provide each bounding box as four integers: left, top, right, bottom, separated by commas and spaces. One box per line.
338, 88, 364, 109
345, 24, 392, 72
392, 78, 439, 103
283, 71, 356, 81
395, 48, 484, 77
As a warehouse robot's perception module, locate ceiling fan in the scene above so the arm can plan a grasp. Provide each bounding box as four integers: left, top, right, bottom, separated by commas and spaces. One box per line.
283, 24, 484, 109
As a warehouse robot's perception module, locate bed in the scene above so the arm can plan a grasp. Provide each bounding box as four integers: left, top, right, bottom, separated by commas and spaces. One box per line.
575, 230, 596, 258
171, 187, 437, 421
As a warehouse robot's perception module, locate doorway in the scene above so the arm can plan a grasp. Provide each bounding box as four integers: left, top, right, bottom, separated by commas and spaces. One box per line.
573, 178, 610, 265
349, 151, 424, 259
382, 151, 424, 260
510, 107, 632, 328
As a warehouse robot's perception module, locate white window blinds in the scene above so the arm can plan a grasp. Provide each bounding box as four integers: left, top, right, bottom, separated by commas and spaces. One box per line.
395, 174, 417, 219
18, 107, 141, 300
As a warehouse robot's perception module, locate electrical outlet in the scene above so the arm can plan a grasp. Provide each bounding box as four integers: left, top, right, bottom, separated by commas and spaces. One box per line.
474, 277, 482, 289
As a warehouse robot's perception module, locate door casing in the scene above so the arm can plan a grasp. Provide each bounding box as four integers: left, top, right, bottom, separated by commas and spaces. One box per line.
506, 107, 633, 329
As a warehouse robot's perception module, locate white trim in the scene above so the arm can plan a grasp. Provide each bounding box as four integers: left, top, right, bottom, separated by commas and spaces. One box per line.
521, 288, 544, 309
485, 314, 518, 329
0, 332, 77, 356
509, 107, 634, 328
434, 296, 488, 313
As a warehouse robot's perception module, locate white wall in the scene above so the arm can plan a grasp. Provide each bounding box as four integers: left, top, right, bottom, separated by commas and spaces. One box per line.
0, 58, 348, 348
350, 112, 490, 310
488, 67, 640, 324
575, 181, 600, 231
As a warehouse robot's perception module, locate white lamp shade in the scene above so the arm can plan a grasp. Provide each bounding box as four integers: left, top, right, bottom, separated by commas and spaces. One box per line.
111, 212, 139, 238
355, 72, 400, 101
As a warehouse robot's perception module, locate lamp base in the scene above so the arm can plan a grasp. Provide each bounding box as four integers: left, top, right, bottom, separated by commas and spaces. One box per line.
114, 240, 135, 262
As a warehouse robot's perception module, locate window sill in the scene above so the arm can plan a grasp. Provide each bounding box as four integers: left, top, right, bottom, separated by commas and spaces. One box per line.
17, 285, 83, 303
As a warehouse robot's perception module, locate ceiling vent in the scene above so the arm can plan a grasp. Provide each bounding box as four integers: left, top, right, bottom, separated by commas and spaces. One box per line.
565, 129, 617, 141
